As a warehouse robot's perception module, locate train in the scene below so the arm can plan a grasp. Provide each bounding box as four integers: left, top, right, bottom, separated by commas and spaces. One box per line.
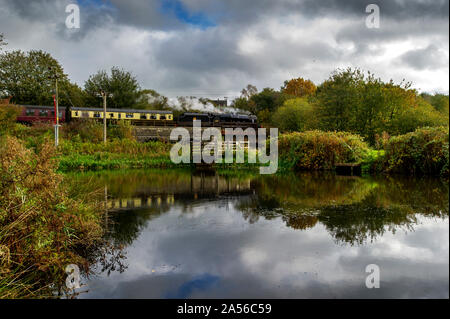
15, 105, 258, 128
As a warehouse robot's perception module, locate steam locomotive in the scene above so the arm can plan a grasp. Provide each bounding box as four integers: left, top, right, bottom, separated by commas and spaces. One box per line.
16, 105, 258, 128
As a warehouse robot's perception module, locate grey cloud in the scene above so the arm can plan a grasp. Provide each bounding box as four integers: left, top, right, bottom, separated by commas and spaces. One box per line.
399, 45, 449, 70
0, 0, 115, 41
0, 0, 448, 95
173, 0, 450, 27
108, 0, 182, 29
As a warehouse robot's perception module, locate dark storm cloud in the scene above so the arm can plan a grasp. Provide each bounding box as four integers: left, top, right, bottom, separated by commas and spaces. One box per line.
0, 0, 448, 94
0, 0, 115, 40
399, 45, 449, 70
297, 0, 449, 20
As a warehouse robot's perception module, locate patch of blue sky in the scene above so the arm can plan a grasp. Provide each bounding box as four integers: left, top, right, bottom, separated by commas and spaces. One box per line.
76, 0, 113, 9
165, 274, 220, 299
160, 0, 217, 29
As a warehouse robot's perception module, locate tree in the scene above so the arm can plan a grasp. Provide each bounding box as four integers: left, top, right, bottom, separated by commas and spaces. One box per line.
272, 98, 318, 132
60, 82, 88, 107
84, 67, 140, 108
0, 50, 70, 105
282, 77, 317, 97
134, 89, 169, 110
0, 33, 6, 51
241, 84, 258, 100
316, 68, 446, 144
232, 96, 256, 113
316, 68, 365, 133
250, 88, 289, 113
421, 93, 449, 115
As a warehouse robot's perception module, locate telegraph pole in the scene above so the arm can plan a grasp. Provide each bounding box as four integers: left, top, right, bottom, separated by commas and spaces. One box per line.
101, 91, 108, 144
48, 67, 60, 147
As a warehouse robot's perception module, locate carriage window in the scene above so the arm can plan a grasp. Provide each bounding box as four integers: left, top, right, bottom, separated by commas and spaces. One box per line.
39, 110, 48, 116
94, 112, 101, 118
151, 114, 157, 120
126, 113, 133, 119
141, 114, 147, 119
75, 111, 79, 116
160, 115, 166, 120
26, 109, 35, 116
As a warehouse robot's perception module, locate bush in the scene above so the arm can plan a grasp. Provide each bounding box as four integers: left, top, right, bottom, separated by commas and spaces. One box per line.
62, 120, 135, 143
62, 119, 103, 143
0, 136, 102, 297
375, 126, 449, 176
279, 130, 370, 170
0, 104, 20, 136
108, 121, 134, 140
272, 98, 318, 132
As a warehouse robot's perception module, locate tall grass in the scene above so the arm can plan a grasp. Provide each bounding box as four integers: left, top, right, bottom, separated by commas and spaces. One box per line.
0, 136, 103, 298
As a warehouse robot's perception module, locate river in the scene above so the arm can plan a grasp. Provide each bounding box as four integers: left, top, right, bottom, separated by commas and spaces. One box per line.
66, 169, 449, 298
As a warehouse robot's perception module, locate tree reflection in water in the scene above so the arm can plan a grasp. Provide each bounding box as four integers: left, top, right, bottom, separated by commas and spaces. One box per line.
67, 169, 449, 280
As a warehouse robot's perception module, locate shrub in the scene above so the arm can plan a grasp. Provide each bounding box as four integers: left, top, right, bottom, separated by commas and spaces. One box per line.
108, 121, 134, 140
0, 104, 20, 136
62, 119, 103, 143
376, 126, 449, 176
0, 136, 102, 297
272, 98, 318, 132
279, 130, 370, 170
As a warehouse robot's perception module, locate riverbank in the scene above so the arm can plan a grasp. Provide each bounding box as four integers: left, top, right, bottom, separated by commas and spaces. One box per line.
55, 126, 448, 177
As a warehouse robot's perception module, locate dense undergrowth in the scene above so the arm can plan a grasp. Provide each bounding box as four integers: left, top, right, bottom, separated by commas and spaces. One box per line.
0, 136, 103, 298
372, 126, 449, 176
278, 130, 370, 171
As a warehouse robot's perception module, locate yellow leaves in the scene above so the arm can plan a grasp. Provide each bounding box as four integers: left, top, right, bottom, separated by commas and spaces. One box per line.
282, 78, 317, 97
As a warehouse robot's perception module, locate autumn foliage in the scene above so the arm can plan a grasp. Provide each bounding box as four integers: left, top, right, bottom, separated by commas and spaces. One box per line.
282, 77, 317, 97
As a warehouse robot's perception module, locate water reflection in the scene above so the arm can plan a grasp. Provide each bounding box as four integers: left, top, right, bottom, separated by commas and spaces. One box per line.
66, 169, 449, 298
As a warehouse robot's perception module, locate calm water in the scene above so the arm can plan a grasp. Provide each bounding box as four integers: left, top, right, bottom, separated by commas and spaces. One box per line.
68, 170, 449, 298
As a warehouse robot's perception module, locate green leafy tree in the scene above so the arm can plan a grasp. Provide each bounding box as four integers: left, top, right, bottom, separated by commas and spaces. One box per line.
316, 68, 365, 133
316, 68, 446, 144
84, 67, 140, 108
421, 93, 449, 115
0, 49, 84, 106
232, 96, 256, 113
250, 88, 289, 113
134, 89, 169, 110
0, 50, 65, 105
272, 98, 318, 132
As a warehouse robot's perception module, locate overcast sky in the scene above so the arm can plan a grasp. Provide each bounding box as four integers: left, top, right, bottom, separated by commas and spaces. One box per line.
0, 0, 448, 99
